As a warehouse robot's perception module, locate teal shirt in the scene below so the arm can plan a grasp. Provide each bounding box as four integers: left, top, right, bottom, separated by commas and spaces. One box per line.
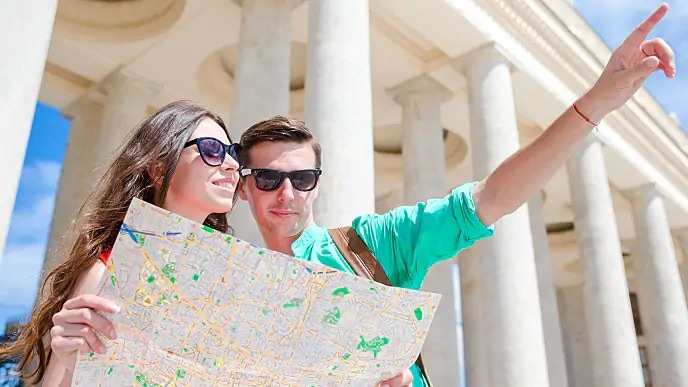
291, 181, 495, 386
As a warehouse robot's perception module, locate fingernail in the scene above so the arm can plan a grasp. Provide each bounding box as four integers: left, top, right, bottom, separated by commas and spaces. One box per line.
109, 327, 117, 340
98, 344, 107, 354
109, 303, 121, 313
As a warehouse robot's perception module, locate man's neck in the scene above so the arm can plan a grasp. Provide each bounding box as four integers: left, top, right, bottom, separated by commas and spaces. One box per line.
263, 235, 296, 256
262, 227, 309, 256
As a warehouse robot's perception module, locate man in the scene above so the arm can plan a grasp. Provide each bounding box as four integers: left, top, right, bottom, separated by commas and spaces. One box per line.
48, 4, 675, 387
237, 116, 492, 386
235, 5, 675, 386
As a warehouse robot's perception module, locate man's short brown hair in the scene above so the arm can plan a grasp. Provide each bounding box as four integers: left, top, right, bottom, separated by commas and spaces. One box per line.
239, 115, 322, 168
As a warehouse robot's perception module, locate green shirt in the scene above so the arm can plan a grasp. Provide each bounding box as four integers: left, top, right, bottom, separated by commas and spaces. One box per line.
291, 181, 494, 386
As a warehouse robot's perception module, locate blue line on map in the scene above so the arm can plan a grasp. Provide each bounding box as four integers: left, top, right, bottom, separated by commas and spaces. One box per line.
305, 267, 339, 275
120, 223, 158, 243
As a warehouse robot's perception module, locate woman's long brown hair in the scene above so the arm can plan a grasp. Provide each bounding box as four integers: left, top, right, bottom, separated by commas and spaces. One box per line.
0, 100, 234, 383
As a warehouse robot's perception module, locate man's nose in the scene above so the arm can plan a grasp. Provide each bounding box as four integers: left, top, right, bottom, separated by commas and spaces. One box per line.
277, 177, 296, 202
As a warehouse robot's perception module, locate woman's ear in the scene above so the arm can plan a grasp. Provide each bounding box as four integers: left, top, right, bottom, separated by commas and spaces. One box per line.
148, 162, 164, 189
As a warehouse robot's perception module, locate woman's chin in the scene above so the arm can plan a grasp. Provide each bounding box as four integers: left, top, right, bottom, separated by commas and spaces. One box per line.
208, 198, 234, 215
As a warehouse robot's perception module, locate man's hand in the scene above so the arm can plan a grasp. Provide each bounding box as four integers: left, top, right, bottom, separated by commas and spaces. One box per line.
50, 294, 119, 371
579, 2, 675, 122
380, 368, 413, 387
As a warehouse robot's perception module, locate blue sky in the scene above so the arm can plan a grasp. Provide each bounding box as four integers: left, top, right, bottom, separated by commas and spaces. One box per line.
574, 0, 688, 128
0, 1, 686, 335
0, 104, 70, 335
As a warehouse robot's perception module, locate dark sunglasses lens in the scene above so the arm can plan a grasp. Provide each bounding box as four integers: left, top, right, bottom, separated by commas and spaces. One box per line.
290, 170, 318, 191
228, 144, 240, 164
198, 138, 224, 166
254, 170, 283, 190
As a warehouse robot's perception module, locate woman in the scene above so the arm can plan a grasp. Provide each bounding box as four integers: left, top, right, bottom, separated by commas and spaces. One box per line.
0, 100, 241, 385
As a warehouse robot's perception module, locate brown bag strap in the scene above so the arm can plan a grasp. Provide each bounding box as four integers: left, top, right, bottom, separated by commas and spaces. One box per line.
328, 226, 391, 286
328, 226, 432, 387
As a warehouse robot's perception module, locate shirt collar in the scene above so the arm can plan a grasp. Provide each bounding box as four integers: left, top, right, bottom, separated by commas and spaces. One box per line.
291, 221, 323, 257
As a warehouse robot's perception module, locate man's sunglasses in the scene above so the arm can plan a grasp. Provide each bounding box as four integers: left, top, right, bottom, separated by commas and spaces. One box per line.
240, 168, 322, 192
184, 137, 241, 167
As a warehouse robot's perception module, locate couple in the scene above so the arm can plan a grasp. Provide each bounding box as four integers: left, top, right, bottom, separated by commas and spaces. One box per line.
0, 5, 676, 386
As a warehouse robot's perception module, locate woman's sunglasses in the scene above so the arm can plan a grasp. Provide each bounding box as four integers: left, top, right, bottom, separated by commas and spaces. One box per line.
240, 168, 322, 192
184, 137, 241, 167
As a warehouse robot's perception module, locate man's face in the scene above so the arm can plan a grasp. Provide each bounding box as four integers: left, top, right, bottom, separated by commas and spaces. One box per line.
238, 141, 319, 240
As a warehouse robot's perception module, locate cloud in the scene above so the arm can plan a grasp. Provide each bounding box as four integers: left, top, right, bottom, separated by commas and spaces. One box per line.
6, 159, 63, 247
19, 160, 63, 191
0, 242, 45, 326
0, 245, 44, 335
1, 158, 66, 331
6, 194, 56, 243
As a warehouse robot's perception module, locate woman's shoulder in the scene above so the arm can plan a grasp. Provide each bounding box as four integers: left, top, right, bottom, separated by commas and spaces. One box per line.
71, 252, 109, 297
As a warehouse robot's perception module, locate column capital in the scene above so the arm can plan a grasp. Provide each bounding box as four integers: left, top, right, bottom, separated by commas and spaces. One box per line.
623, 183, 662, 202
388, 74, 452, 106
673, 227, 688, 240
62, 95, 103, 120
97, 67, 162, 96
231, 0, 304, 9
452, 42, 514, 76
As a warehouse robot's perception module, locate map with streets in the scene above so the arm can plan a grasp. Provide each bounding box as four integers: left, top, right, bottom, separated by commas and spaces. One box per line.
72, 198, 440, 386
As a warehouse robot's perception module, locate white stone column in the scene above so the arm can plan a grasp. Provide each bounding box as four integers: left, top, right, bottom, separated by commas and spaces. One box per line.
676, 229, 688, 304
629, 185, 688, 387
458, 249, 488, 387
567, 135, 644, 387
42, 97, 103, 280
454, 44, 549, 387
557, 285, 594, 387
389, 75, 450, 204
305, 0, 375, 227
96, 69, 161, 172
230, 0, 293, 245
528, 193, 569, 387
390, 75, 456, 385
0, 0, 58, 268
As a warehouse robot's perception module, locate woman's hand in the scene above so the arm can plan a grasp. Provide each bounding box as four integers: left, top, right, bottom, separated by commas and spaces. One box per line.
49, 294, 119, 371
578, 3, 675, 122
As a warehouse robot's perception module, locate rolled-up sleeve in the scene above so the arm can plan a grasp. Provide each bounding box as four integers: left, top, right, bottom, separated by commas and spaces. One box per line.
352, 181, 494, 288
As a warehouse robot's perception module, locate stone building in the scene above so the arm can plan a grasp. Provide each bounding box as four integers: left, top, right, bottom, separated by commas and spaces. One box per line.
1, 1, 687, 386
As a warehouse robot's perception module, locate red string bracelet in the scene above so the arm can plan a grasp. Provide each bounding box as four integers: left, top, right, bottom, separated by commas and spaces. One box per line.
573, 101, 601, 127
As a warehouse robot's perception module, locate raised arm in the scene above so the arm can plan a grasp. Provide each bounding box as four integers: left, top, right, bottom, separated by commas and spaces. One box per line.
473, 3, 675, 226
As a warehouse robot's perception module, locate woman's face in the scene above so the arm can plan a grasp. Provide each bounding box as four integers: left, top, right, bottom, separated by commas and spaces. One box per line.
163, 117, 240, 223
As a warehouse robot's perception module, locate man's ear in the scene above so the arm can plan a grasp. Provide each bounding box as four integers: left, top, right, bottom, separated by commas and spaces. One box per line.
238, 178, 248, 201
311, 183, 319, 201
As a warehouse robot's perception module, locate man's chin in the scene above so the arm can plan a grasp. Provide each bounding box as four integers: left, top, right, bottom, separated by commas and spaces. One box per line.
268, 221, 305, 239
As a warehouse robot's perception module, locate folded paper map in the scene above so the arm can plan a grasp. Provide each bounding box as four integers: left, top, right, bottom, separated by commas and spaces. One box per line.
72, 198, 441, 386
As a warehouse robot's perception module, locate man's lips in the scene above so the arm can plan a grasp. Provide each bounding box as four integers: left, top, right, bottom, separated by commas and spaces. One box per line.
270, 209, 296, 216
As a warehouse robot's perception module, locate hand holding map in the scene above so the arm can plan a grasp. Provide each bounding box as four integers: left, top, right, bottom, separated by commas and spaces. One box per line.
72, 198, 440, 386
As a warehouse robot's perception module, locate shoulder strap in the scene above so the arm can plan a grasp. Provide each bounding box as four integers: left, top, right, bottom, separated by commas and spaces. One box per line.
328, 226, 391, 286
328, 226, 433, 387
